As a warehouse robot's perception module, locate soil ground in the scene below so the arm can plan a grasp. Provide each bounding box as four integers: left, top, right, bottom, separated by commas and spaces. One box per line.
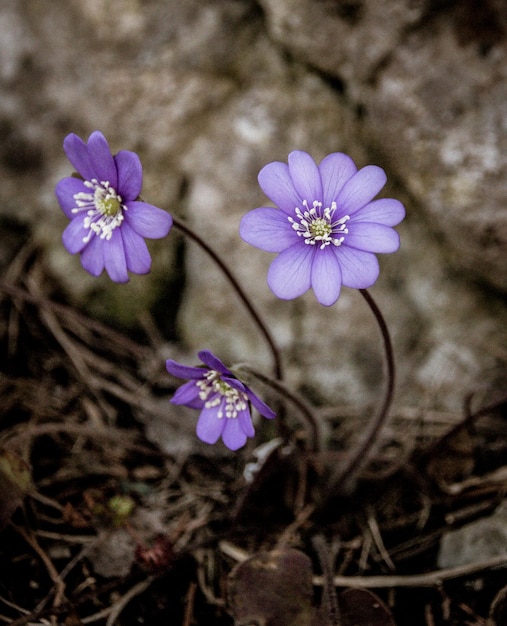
1, 247, 506, 626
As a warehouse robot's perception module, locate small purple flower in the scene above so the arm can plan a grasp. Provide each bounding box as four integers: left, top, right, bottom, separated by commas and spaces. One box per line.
55, 131, 172, 283
166, 350, 276, 451
240, 151, 405, 306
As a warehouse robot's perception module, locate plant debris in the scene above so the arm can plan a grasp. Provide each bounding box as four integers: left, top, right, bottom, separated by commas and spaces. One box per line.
1, 245, 506, 625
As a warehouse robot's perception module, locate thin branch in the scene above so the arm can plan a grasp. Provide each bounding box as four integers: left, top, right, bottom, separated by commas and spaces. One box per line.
415, 393, 507, 464
0, 279, 149, 360
319, 554, 507, 589
11, 523, 66, 611
326, 288, 395, 494
237, 364, 320, 451
219, 541, 507, 589
173, 217, 283, 381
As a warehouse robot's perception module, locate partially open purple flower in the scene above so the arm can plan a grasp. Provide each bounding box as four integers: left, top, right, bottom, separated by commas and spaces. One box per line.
55, 131, 172, 283
166, 350, 276, 451
240, 151, 405, 306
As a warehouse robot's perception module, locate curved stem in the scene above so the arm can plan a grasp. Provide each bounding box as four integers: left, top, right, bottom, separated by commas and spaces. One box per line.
329, 288, 395, 495
415, 392, 507, 464
237, 365, 320, 452
172, 216, 283, 381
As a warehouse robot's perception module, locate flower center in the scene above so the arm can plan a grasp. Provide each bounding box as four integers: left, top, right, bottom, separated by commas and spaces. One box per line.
310, 217, 332, 239
72, 179, 125, 243
288, 200, 350, 250
197, 370, 248, 419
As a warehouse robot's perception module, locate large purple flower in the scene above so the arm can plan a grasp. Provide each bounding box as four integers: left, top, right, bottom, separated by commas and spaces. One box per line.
55, 131, 172, 283
166, 350, 276, 451
240, 151, 405, 306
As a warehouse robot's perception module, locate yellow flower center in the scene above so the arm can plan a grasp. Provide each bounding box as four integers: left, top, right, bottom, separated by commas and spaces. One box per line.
288, 200, 350, 249
197, 370, 248, 419
72, 179, 125, 242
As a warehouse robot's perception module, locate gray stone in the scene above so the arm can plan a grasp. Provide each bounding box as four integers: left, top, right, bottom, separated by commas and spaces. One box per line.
88, 529, 137, 578
259, 0, 507, 293
258, 0, 423, 83
362, 19, 507, 293
0, 0, 506, 423
438, 500, 507, 568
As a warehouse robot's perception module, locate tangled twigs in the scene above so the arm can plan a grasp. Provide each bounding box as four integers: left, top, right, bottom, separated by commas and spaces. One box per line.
5, 575, 145, 626
0, 278, 150, 362
90, 577, 154, 626
414, 392, 507, 465
237, 365, 320, 452
11, 523, 66, 611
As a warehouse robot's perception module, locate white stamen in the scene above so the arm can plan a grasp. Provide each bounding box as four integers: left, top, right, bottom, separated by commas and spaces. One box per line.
288, 200, 350, 250
196, 370, 248, 419
71, 179, 125, 242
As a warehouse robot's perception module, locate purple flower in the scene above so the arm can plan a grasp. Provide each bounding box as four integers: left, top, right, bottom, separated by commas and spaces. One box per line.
166, 350, 276, 451
240, 151, 405, 306
55, 131, 172, 283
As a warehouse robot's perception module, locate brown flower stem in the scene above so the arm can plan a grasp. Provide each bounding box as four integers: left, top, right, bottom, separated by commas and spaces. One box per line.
237, 365, 320, 452
415, 393, 507, 463
172, 217, 283, 381
328, 288, 395, 495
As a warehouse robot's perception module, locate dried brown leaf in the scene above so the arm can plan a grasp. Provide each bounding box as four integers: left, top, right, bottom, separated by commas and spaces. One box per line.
227, 547, 313, 626
339, 588, 396, 626
489, 584, 507, 626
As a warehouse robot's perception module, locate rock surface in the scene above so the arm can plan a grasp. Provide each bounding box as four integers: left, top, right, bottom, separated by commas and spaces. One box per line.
438, 499, 507, 568
1, 0, 506, 420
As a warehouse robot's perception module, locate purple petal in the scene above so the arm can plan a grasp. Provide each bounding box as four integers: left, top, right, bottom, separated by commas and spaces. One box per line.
246, 389, 276, 419
63, 134, 96, 181
120, 221, 152, 274
336, 165, 387, 215
198, 350, 230, 375
258, 161, 301, 214
196, 406, 225, 444
166, 359, 206, 380
352, 198, 405, 226
267, 243, 313, 300
240, 207, 299, 252
182, 397, 205, 410
80, 235, 105, 277
115, 150, 142, 201
337, 247, 379, 289
86, 131, 117, 187
238, 409, 256, 437
345, 223, 400, 253
62, 217, 89, 254
319, 152, 357, 207
310, 248, 342, 306
222, 417, 249, 450
103, 229, 129, 283
55, 177, 88, 219
287, 151, 323, 203
222, 376, 247, 394
123, 201, 172, 239
170, 380, 202, 406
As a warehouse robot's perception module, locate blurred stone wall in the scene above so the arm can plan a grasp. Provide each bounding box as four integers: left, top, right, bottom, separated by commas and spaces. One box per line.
1, 0, 506, 413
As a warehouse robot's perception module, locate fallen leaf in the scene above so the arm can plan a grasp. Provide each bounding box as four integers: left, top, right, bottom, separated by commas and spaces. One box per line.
489, 584, 507, 626
339, 588, 396, 626
227, 547, 313, 626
